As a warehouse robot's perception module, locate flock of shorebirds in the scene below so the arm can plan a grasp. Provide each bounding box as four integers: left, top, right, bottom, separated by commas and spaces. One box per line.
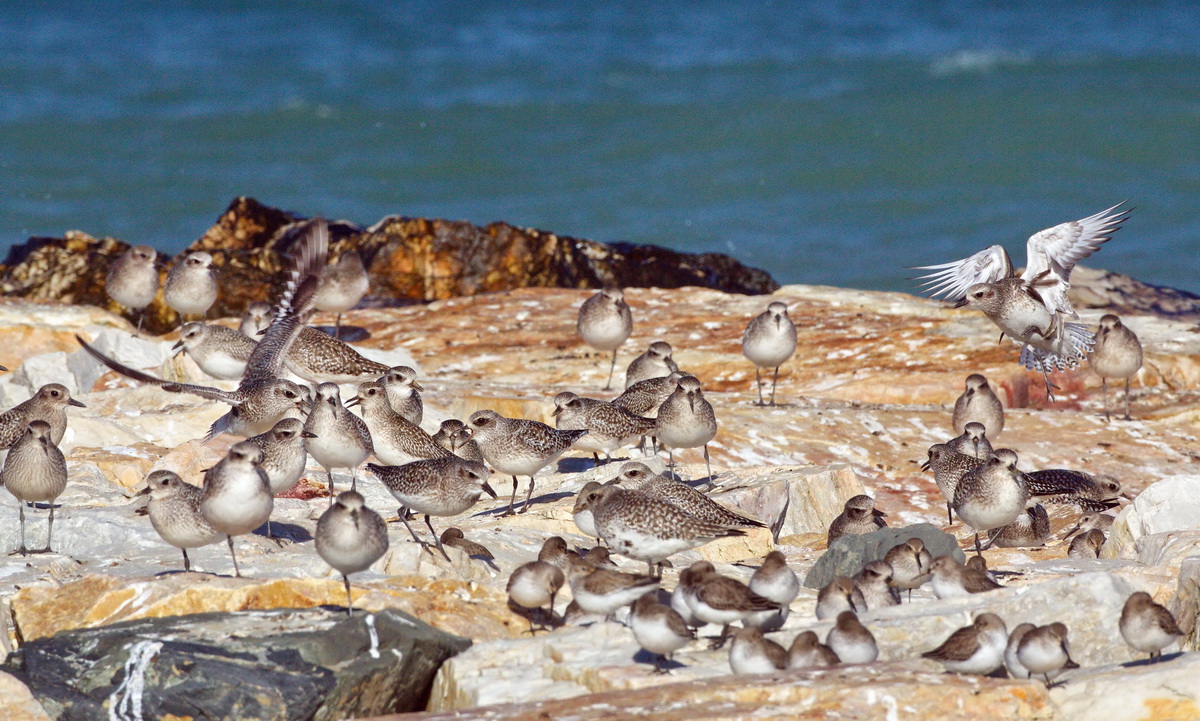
0, 204, 1185, 687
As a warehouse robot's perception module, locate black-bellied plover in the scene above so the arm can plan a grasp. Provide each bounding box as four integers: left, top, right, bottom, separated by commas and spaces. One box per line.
1005, 623, 1037, 679
630, 591, 694, 673
173, 322, 256, 380
947, 422, 993, 460
853, 560, 899, 610
552, 392, 656, 464
986, 502, 1050, 549
929, 555, 1001, 598
815, 576, 865, 620
537, 536, 580, 573
106, 244, 160, 336
1, 421, 68, 555
787, 631, 840, 669
588, 483, 746, 576
1017, 622, 1078, 687
1064, 511, 1115, 540
922, 613, 1008, 675
198, 441, 273, 577
0, 383, 86, 449
884, 538, 932, 599
915, 203, 1131, 398
951, 374, 1004, 438
1090, 313, 1143, 421
826, 611, 877, 664
240, 301, 272, 337
349, 381, 447, 467
141, 469, 223, 571
1067, 528, 1106, 559
953, 451, 1030, 555
79, 218, 328, 438
728, 626, 786, 674
165, 250, 219, 320
583, 545, 617, 569
315, 490, 388, 616
613, 371, 686, 418
1026, 468, 1125, 511
245, 417, 309, 497
624, 341, 679, 390
746, 550, 798, 631
439, 527, 495, 564
655, 374, 718, 483
314, 249, 369, 338
922, 443, 984, 524
380, 366, 423, 425
366, 456, 494, 560
742, 301, 797, 406
1119, 591, 1182, 663
682, 563, 779, 648
567, 560, 660, 620
827, 495, 887, 544
303, 382, 373, 502
577, 287, 633, 390
507, 560, 565, 633
616, 462, 763, 529
572, 481, 604, 540
670, 560, 711, 628
282, 328, 389, 385
465, 409, 586, 515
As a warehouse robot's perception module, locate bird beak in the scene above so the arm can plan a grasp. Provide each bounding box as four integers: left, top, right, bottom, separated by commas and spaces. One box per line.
171, 340, 184, 351
551, 406, 562, 416
138, 486, 151, 496
688, 395, 695, 412
345, 396, 361, 407
920, 460, 931, 472
953, 299, 969, 308
412, 381, 424, 391
257, 327, 268, 336
482, 481, 498, 499
872, 509, 888, 519
302, 430, 318, 439
0, 366, 7, 372
69, 399, 87, 408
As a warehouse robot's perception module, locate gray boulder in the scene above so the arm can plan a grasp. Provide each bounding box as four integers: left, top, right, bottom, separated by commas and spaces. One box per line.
803, 524, 964, 589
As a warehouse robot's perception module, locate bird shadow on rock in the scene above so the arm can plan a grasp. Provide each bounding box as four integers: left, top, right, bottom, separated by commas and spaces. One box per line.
631, 649, 685, 673
253, 522, 313, 543
470, 490, 575, 518
312, 325, 370, 342
555, 457, 600, 474
1122, 651, 1185, 668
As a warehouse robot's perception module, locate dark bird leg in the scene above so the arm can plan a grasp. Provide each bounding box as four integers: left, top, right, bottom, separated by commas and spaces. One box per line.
770, 366, 780, 406
343, 574, 354, 616
182, 548, 191, 572
325, 467, 336, 506
754, 368, 764, 406
946, 502, 953, 525
334, 313, 344, 339
1123, 377, 1132, 421
520, 477, 536, 514
604, 349, 618, 391
503, 476, 519, 516
135, 310, 146, 338
40, 503, 56, 553
399, 514, 427, 548
702, 445, 714, 489
425, 514, 452, 562
974, 533, 983, 557
15, 504, 28, 556
350, 466, 357, 493
227, 535, 242, 577
1101, 378, 1110, 422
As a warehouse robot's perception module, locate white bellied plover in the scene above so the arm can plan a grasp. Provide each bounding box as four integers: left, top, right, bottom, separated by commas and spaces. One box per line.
826, 611, 878, 664
240, 301, 272, 337
922, 443, 985, 524
507, 560, 566, 633
915, 204, 1131, 398
577, 287, 633, 390
815, 576, 865, 620
567, 560, 660, 620
655, 374, 718, 483
624, 341, 679, 389
615, 461, 764, 529
314, 249, 369, 338
953, 452, 1031, 555
746, 550, 798, 631
0, 383, 86, 449
630, 591, 694, 673
315, 490, 388, 616
1025, 468, 1125, 511
1, 421, 68, 555
173, 322, 256, 380
348, 381, 447, 466
947, 422, 993, 460
1090, 313, 1143, 421
366, 456, 495, 560
106, 244, 160, 336
552, 392, 656, 464
682, 563, 779, 648
787, 631, 840, 669
303, 382, 373, 502
466, 409, 587, 515
141, 469, 223, 571
380, 366, 423, 424
951, 374, 1004, 437
929, 555, 1001, 599
853, 560, 899, 610
741, 301, 797, 406
884, 538, 932, 598
986, 502, 1050, 548
198, 440, 273, 577
1017, 622, 1078, 687
728, 627, 786, 674
165, 250, 219, 320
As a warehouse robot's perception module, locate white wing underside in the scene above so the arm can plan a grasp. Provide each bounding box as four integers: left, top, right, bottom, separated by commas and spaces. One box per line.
1016, 321, 1095, 372
912, 245, 1012, 301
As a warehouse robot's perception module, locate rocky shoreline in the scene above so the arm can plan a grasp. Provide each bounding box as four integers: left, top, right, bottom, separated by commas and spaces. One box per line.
0, 221, 1198, 719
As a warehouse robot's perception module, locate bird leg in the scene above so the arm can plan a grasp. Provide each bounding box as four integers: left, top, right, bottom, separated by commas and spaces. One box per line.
604, 349, 618, 391
399, 513, 429, 549
973, 532, 983, 557
182, 548, 191, 573
226, 535, 242, 577
1101, 378, 1110, 422
702, 445, 714, 489
593, 452, 602, 468
425, 514, 452, 562
343, 574, 354, 616
945, 502, 953, 525
754, 368, 764, 406
501, 476, 519, 517
770, 366, 780, 406
520, 476, 536, 514
1123, 377, 1132, 421
134, 310, 146, 338
38, 503, 56, 554
350, 466, 357, 493
334, 313, 344, 340
709, 624, 732, 650
14, 503, 28, 556
325, 467, 336, 506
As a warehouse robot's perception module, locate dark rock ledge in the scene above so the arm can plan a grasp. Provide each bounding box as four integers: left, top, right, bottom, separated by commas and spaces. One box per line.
0, 196, 779, 335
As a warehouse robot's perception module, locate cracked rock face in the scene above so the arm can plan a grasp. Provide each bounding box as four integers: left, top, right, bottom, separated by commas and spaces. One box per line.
1, 271, 1200, 720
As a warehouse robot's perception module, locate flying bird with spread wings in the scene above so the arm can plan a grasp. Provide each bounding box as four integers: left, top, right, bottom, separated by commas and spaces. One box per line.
913, 203, 1132, 398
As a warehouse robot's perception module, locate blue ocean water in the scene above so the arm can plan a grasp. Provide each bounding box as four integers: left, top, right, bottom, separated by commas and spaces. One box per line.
2, 1, 1199, 292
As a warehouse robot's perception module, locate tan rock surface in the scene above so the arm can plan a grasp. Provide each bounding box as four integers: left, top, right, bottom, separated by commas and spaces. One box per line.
0, 671, 51, 721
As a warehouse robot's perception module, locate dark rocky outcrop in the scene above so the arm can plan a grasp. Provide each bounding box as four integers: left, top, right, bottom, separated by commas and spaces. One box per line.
2, 607, 470, 721
0, 196, 779, 335
802, 523, 964, 589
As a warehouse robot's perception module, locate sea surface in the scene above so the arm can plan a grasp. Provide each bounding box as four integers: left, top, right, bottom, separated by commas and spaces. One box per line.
2, 1, 1199, 293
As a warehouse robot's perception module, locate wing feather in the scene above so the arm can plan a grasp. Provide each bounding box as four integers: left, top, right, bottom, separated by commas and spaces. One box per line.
1020, 202, 1132, 316
75, 335, 240, 403
911, 245, 1012, 301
